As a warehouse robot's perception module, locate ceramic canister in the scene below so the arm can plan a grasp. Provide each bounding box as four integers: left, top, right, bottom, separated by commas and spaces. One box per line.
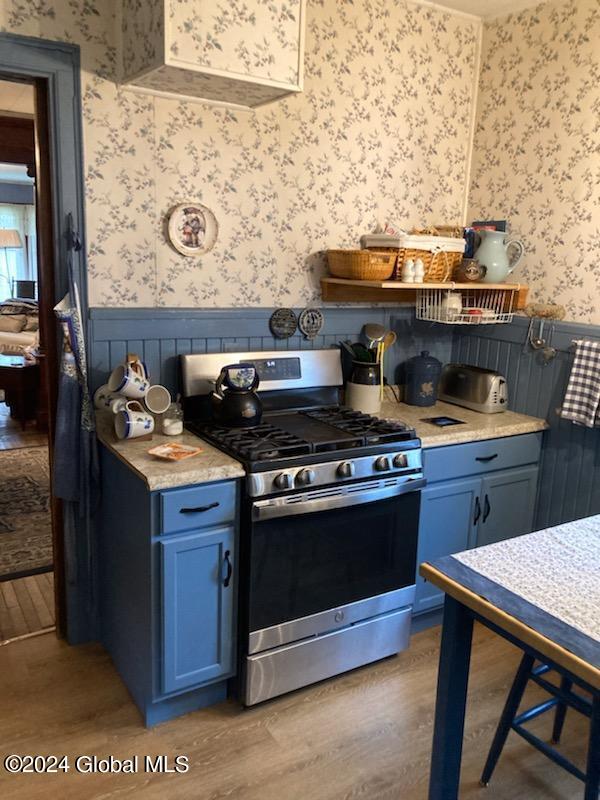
404, 351, 442, 407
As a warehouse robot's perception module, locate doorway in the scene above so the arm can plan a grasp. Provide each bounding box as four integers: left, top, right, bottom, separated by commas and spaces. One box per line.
0, 77, 57, 642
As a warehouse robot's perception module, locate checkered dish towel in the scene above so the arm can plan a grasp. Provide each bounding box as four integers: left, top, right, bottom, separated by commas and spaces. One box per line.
561, 340, 600, 427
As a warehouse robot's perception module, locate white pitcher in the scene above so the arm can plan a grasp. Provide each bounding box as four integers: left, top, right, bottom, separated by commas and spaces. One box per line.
474, 230, 525, 283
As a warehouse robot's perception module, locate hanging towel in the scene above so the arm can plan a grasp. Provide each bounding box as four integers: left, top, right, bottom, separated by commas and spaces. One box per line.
560, 339, 600, 427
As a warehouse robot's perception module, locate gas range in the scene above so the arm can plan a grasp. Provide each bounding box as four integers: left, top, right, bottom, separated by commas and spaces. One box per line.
180, 348, 424, 706
186, 405, 422, 497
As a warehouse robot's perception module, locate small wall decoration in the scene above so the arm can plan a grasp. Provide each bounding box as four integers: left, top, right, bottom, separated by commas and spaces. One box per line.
269, 308, 298, 339
298, 307, 324, 340
167, 203, 218, 256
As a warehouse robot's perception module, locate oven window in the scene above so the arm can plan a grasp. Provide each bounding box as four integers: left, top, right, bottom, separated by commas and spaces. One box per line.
248, 492, 420, 632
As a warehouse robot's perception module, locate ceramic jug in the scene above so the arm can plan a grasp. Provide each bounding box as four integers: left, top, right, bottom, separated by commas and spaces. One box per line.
474, 230, 525, 283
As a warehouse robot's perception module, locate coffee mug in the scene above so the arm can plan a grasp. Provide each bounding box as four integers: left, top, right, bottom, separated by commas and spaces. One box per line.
107, 363, 150, 399
94, 384, 128, 413
144, 384, 171, 415
114, 401, 155, 440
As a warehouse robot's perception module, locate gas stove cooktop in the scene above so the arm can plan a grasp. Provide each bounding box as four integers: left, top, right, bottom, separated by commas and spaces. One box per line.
186, 405, 418, 472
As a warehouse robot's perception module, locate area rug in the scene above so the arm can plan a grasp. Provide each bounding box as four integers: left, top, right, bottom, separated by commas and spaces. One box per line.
0, 446, 53, 580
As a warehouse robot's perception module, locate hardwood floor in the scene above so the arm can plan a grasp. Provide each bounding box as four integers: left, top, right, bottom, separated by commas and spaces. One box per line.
0, 572, 55, 641
0, 624, 587, 799
0, 400, 47, 450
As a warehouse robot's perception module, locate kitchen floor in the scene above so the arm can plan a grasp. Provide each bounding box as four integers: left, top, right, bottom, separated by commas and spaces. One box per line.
0, 625, 587, 799
0, 572, 55, 641
0, 400, 47, 451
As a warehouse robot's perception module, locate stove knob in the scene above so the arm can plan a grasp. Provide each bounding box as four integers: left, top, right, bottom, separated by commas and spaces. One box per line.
393, 453, 408, 469
374, 456, 390, 472
273, 472, 293, 490
337, 461, 355, 479
296, 468, 316, 486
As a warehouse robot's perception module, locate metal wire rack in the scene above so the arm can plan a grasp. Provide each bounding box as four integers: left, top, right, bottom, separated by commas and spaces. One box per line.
416, 286, 517, 325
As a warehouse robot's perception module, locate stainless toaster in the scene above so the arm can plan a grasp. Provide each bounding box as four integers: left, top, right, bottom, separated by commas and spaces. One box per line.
439, 364, 508, 414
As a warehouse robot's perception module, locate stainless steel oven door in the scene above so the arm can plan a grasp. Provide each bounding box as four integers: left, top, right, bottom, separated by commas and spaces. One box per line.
247, 475, 424, 654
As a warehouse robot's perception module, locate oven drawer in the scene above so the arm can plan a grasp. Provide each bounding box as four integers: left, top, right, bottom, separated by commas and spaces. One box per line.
424, 432, 542, 484
160, 481, 237, 534
244, 606, 411, 706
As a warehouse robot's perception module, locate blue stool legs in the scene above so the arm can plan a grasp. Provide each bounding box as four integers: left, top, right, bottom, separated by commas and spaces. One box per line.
585, 697, 600, 800
552, 675, 573, 744
480, 653, 535, 786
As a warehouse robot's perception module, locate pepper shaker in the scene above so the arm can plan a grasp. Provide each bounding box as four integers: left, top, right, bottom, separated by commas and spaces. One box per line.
402, 258, 415, 283
414, 258, 425, 283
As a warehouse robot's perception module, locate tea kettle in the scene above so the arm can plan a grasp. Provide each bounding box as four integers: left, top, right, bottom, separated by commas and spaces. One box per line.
211, 363, 263, 428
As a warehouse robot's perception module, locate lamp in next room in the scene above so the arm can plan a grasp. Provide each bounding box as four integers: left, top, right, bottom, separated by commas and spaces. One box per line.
0, 228, 23, 298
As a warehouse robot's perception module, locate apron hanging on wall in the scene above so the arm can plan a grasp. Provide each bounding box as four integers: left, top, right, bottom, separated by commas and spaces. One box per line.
53, 214, 99, 583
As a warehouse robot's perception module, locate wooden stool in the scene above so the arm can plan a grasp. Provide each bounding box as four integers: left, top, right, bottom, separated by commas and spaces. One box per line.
481, 654, 599, 798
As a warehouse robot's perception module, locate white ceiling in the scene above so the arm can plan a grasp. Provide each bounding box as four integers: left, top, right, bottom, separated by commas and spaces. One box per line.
0, 163, 34, 184
431, 0, 550, 19
0, 79, 34, 116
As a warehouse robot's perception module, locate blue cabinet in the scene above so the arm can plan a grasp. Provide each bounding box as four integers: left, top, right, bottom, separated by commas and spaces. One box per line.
415, 477, 480, 616
98, 443, 240, 726
414, 433, 542, 616
161, 526, 235, 694
477, 465, 539, 548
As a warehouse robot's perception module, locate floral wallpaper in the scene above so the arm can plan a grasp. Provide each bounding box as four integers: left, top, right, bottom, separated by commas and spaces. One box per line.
1, 0, 480, 308
468, 0, 600, 324
168, 0, 303, 85
122, 0, 164, 78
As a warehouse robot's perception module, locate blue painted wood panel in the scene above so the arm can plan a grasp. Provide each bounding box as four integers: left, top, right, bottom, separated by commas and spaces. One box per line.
415, 476, 480, 615
161, 526, 236, 694
452, 316, 600, 529
477, 465, 538, 547
88, 307, 455, 395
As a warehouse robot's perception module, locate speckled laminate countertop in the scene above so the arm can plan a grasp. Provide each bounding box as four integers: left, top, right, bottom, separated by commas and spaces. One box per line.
379, 389, 548, 448
96, 412, 245, 491
96, 393, 547, 490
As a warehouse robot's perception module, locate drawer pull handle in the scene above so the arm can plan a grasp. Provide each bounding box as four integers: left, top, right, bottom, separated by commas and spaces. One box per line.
179, 502, 220, 514
483, 493, 491, 522
476, 454, 498, 463
223, 550, 233, 588
473, 496, 481, 525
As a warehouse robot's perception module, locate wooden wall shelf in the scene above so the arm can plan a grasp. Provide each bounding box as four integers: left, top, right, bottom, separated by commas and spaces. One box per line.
321, 278, 528, 310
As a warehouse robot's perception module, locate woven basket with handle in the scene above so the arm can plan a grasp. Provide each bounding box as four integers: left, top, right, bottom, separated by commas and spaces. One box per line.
327, 249, 396, 281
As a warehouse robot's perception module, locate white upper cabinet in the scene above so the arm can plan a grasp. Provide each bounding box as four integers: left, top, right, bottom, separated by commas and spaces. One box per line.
120, 0, 306, 109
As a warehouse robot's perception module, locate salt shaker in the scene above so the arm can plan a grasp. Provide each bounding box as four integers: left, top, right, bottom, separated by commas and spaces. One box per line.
414, 258, 425, 283
402, 258, 415, 283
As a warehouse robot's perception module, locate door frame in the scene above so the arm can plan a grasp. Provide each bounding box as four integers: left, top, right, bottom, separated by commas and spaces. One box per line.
0, 33, 90, 643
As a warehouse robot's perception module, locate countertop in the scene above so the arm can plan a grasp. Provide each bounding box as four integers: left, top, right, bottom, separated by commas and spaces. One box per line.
95, 412, 245, 491
96, 394, 547, 490
379, 389, 548, 448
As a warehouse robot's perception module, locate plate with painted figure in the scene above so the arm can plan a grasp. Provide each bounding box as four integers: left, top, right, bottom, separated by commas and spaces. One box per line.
167, 203, 218, 257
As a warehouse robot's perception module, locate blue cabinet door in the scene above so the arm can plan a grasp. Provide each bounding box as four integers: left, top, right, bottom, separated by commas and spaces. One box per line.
161, 526, 235, 695
477, 465, 539, 548
414, 477, 481, 615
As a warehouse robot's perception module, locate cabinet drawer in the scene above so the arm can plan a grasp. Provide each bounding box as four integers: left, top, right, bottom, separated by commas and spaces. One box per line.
161, 482, 237, 534
424, 433, 542, 484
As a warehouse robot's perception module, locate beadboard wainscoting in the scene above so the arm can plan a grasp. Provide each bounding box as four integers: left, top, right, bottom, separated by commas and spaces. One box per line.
88, 307, 454, 396
452, 317, 600, 530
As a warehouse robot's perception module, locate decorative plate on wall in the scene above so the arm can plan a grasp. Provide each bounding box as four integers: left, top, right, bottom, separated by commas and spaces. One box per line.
269, 308, 298, 339
298, 307, 324, 340
167, 203, 218, 256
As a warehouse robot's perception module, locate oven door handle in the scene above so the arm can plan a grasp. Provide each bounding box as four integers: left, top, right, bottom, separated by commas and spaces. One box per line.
252, 478, 426, 521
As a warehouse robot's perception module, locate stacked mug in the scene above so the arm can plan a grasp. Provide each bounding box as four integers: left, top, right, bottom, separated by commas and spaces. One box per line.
93, 354, 172, 440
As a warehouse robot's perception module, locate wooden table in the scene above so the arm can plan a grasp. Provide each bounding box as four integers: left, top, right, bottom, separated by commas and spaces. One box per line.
0, 353, 40, 430
421, 516, 600, 800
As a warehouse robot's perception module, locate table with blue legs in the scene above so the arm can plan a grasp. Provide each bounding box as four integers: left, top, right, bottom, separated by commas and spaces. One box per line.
421, 515, 600, 800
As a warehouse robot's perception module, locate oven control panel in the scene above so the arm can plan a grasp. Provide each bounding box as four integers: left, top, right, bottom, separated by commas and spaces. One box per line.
247, 448, 423, 498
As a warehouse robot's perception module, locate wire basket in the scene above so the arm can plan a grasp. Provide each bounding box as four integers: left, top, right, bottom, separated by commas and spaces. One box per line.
416, 287, 517, 325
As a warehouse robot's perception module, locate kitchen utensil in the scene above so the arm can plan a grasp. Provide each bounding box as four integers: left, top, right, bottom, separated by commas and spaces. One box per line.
351, 342, 373, 363
404, 351, 442, 407
362, 323, 386, 351
382, 330, 397, 349
439, 364, 507, 413
114, 400, 155, 439
144, 384, 172, 415
211, 363, 263, 427
474, 230, 525, 283
340, 340, 356, 359
107, 363, 150, 398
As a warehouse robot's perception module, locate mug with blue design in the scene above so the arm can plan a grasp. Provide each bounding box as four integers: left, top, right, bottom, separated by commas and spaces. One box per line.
114, 401, 155, 440
107, 362, 150, 399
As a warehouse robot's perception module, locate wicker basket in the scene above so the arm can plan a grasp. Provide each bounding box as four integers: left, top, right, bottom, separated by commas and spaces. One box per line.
364, 235, 464, 282
327, 249, 396, 281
